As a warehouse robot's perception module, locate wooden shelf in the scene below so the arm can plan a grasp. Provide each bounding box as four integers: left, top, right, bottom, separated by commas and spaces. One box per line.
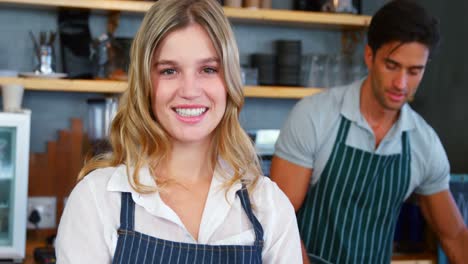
0, 0, 371, 29
224, 7, 371, 28
0, 77, 322, 99
0, 77, 127, 93
244, 86, 321, 99
0, 0, 154, 12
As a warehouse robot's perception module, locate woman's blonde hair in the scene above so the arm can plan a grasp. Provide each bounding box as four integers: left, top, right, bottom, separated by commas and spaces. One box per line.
79, 0, 262, 193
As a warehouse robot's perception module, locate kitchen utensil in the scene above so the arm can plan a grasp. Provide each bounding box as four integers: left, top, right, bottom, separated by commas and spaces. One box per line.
29, 30, 40, 62
322, 0, 357, 13
30, 30, 58, 74
87, 97, 118, 141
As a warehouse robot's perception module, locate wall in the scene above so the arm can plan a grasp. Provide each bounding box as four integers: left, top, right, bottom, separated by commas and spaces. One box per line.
4, 1, 465, 174
410, 1, 468, 173
0, 2, 341, 153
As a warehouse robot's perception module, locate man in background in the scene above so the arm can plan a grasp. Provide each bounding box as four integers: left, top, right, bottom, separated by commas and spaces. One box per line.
271, 0, 468, 263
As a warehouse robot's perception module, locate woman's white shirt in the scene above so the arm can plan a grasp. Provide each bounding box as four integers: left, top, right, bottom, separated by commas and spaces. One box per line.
55, 165, 302, 264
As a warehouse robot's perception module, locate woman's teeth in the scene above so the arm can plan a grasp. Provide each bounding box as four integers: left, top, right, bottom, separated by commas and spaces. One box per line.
175, 108, 207, 117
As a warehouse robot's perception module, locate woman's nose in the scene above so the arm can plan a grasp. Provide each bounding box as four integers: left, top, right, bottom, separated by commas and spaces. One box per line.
179, 73, 202, 98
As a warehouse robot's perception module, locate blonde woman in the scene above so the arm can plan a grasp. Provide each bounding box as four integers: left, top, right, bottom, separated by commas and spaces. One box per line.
55, 0, 301, 263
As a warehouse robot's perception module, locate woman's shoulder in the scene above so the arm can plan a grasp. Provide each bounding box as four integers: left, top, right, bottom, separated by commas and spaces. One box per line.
81, 166, 120, 183
73, 165, 122, 194
250, 176, 293, 210
251, 175, 278, 193
248, 176, 298, 243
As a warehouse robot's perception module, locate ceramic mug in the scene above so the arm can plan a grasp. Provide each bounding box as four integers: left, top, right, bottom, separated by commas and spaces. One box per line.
2, 84, 24, 112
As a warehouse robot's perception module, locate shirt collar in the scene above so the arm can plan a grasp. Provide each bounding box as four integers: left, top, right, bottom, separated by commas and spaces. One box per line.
107, 164, 156, 193
340, 77, 416, 132
107, 161, 242, 192
106, 162, 243, 226
107, 165, 169, 221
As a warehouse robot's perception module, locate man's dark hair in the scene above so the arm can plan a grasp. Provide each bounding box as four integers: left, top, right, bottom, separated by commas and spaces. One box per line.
367, 0, 440, 55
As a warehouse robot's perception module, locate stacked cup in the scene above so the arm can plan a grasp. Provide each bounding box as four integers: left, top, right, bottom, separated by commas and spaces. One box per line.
276, 40, 302, 86
0, 70, 24, 112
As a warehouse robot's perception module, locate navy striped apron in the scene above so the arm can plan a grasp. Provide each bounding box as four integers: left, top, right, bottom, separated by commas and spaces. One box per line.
112, 184, 264, 264
297, 117, 411, 264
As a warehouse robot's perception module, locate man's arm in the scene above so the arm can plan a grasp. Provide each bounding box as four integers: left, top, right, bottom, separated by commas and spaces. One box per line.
270, 155, 313, 211
270, 155, 313, 264
301, 241, 310, 264
418, 190, 468, 264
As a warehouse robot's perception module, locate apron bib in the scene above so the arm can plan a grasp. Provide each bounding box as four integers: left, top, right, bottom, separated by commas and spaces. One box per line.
113, 184, 264, 264
298, 117, 411, 264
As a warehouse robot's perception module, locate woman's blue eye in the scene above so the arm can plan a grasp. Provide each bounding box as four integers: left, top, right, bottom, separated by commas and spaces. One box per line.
203, 67, 218, 74
161, 69, 176, 75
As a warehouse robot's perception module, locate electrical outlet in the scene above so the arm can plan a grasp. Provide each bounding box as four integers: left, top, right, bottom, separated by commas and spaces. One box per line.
27, 196, 57, 229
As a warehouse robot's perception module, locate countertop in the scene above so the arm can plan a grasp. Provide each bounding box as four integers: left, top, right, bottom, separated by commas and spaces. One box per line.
23, 237, 436, 264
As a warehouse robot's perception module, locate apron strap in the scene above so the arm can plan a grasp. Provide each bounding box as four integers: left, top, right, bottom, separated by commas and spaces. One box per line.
119, 192, 135, 230
118, 184, 266, 247
401, 131, 410, 157
236, 181, 264, 248
339, 117, 411, 160
336, 116, 352, 143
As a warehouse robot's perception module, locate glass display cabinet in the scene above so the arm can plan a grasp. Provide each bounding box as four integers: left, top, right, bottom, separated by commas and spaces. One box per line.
0, 111, 31, 263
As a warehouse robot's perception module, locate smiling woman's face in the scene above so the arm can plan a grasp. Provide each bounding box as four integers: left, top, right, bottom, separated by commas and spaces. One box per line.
150, 23, 226, 146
